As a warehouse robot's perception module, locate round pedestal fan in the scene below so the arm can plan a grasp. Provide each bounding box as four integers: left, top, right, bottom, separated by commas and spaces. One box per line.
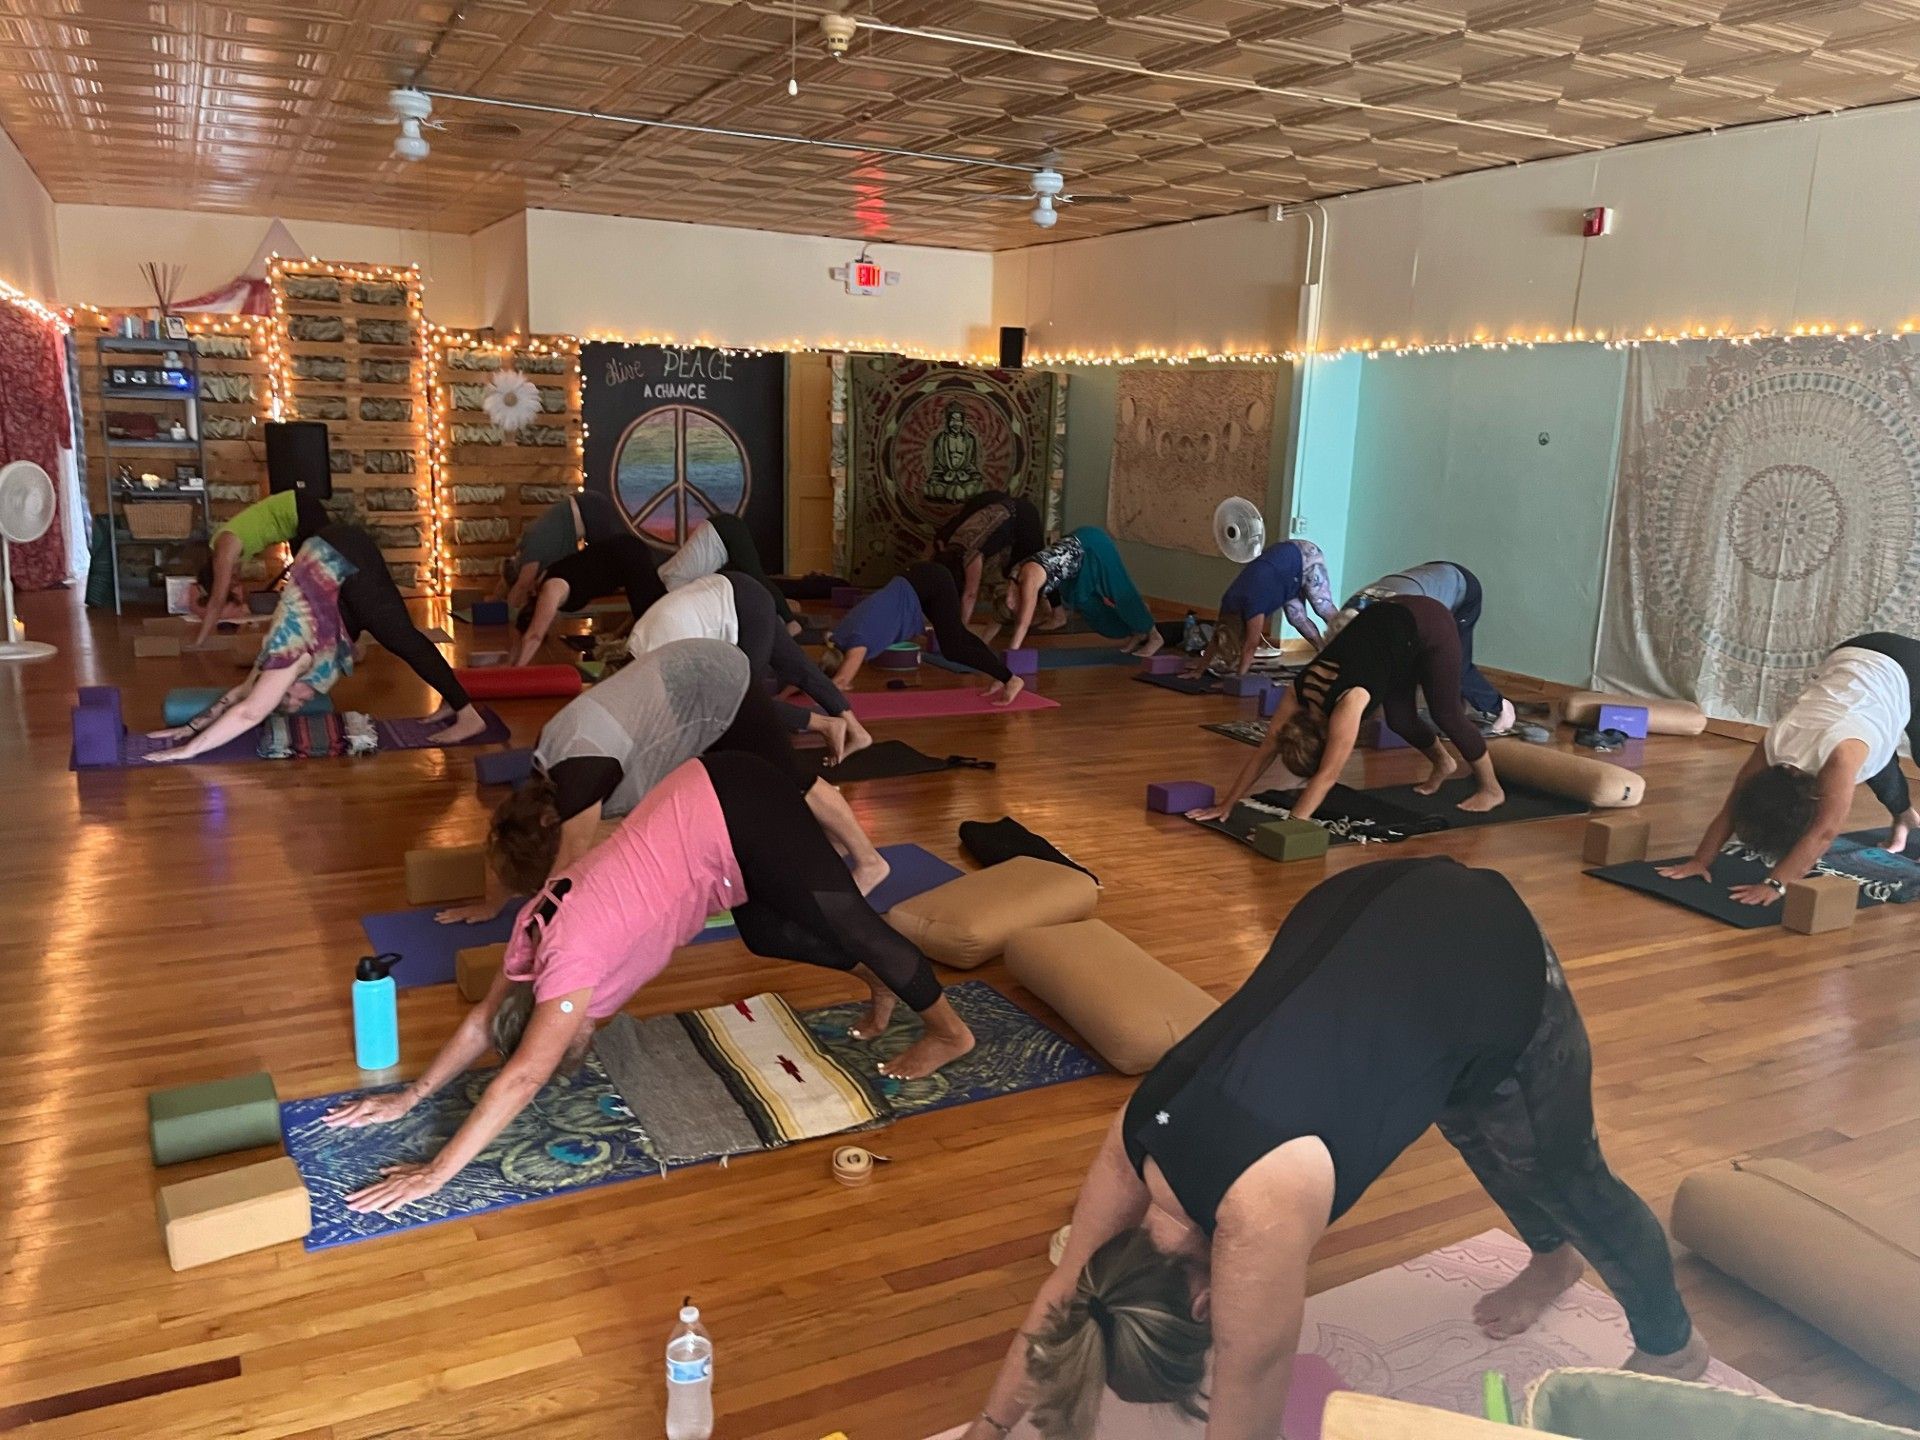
0, 460, 59, 662
1213, 496, 1266, 563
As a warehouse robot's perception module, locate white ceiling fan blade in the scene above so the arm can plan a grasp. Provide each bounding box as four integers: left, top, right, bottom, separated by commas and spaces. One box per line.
1060, 194, 1133, 206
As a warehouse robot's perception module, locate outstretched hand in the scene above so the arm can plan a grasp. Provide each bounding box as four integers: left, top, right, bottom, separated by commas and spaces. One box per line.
345, 1162, 447, 1215
435, 901, 498, 926
1728, 883, 1784, 907
1653, 859, 1713, 883
323, 1091, 417, 1129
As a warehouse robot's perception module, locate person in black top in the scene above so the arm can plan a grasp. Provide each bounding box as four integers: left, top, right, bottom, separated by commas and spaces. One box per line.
510, 534, 666, 666
962, 858, 1706, 1440
1196, 594, 1504, 825
933, 490, 1044, 620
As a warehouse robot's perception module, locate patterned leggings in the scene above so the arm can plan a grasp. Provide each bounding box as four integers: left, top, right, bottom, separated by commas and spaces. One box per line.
1281, 539, 1340, 643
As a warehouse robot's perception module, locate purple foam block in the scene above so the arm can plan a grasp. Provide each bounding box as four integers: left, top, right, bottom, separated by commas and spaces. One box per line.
72, 704, 123, 768
1139, 652, 1186, 675
470, 600, 510, 627
830, 586, 866, 610
1003, 647, 1038, 674
1596, 703, 1650, 739
1357, 716, 1414, 750
1147, 780, 1215, 813
1260, 682, 1287, 717
1223, 673, 1271, 697
77, 685, 122, 730
474, 747, 535, 787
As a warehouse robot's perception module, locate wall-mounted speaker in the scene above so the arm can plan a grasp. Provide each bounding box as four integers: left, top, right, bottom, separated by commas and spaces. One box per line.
999, 326, 1027, 370
265, 421, 332, 501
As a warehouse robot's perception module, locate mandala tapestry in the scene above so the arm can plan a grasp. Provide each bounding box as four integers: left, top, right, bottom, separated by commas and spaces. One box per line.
833, 356, 1065, 586
1597, 337, 1920, 723
1107, 368, 1279, 555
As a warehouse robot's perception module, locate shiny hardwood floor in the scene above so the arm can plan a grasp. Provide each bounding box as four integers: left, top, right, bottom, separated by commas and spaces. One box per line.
3, 587, 1918, 1438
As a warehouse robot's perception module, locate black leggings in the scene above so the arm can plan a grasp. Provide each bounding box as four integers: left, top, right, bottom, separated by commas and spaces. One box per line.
906, 561, 1012, 683
291, 491, 330, 551
729, 574, 851, 731
711, 514, 794, 625
1381, 597, 1487, 763
320, 525, 471, 711
701, 750, 943, 1012
1437, 945, 1694, 1356
1838, 632, 1920, 816
708, 682, 813, 793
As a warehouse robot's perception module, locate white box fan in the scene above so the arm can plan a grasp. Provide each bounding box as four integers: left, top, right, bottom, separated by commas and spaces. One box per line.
0, 460, 59, 661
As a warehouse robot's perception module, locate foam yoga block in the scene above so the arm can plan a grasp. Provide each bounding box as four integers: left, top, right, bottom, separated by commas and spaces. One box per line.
1260, 682, 1286, 717
1147, 780, 1214, 813
1673, 1158, 1920, 1395
1489, 740, 1643, 807
1138, 652, 1186, 675
1582, 814, 1650, 865
474, 747, 535, 787
134, 634, 181, 658
468, 600, 510, 626
71, 703, 123, 767
148, 1071, 282, 1166
1564, 690, 1707, 736
1253, 816, 1330, 862
1222, 673, 1271, 698
156, 1156, 312, 1271
1596, 702, 1651, 739
1785, 874, 1858, 934
830, 586, 865, 609
455, 664, 583, 700
457, 943, 507, 1002
886, 856, 1098, 969
405, 844, 488, 905
1356, 716, 1414, 750
1006, 920, 1216, 1074
1003, 647, 1038, 675
77, 684, 121, 719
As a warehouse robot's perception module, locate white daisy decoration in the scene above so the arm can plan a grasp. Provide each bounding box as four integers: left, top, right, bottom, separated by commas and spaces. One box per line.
482, 368, 541, 432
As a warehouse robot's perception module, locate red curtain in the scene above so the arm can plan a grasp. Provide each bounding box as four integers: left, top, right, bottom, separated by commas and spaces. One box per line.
0, 302, 72, 589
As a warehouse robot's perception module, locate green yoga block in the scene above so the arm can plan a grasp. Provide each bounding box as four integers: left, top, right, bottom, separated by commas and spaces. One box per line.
148, 1072, 282, 1166
1251, 817, 1329, 862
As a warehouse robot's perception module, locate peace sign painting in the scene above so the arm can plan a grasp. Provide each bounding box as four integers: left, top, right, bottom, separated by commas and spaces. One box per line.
581, 342, 787, 566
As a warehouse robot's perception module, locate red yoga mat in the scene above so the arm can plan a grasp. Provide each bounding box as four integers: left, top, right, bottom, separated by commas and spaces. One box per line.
455, 664, 583, 700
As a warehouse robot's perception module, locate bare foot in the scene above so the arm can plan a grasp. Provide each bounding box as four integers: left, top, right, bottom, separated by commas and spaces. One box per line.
1134, 630, 1165, 659
879, 999, 975, 1079
787, 620, 804, 637
987, 674, 1025, 707
1457, 785, 1505, 813
1624, 1329, 1711, 1382
437, 706, 489, 744
1036, 611, 1069, 633
819, 714, 852, 765
1493, 697, 1516, 734
851, 851, 892, 897
842, 713, 875, 759
1413, 754, 1465, 795
847, 985, 897, 1041
1473, 1244, 1586, 1339
419, 704, 454, 725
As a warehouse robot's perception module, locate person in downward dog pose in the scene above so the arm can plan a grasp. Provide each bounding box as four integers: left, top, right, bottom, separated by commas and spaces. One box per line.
1195, 595, 1504, 824
1658, 631, 1920, 906
657, 513, 799, 631
498, 491, 628, 611
932, 490, 1044, 622
1323, 559, 1513, 729
1184, 538, 1339, 678
434, 638, 889, 927
960, 857, 1708, 1440
189, 487, 331, 650
510, 533, 666, 667
824, 562, 1025, 704
327, 751, 978, 1215
1004, 526, 1162, 658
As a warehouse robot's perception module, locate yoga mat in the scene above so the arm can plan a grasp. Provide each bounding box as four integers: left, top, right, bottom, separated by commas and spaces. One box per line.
924, 646, 1132, 674
1137, 664, 1301, 697
924, 1229, 1769, 1439
801, 739, 994, 783
85, 707, 511, 770
1186, 786, 1444, 853
283, 981, 1100, 1250
842, 688, 1058, 720
1204, 718, 1270, 747
363, 843, 962, 988
1364, 777, 1589, 830
1587, 829, 1920, 929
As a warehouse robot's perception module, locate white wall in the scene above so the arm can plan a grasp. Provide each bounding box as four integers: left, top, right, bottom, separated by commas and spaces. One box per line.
993, 209, 1309, 359
53, 207, 479, 326
470, 212, 530, 335
0, 123, 57, 299
524, 209, 995, 357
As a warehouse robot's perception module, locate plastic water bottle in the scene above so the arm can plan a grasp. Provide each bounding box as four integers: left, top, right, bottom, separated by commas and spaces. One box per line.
664, 1297, 713, 1440
352, 953, 400, 1071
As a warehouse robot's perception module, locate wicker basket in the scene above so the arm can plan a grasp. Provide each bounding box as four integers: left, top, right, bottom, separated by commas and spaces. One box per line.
122, 500, 196, 541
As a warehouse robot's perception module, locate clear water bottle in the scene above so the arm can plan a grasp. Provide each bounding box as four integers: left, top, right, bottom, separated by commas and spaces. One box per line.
664, 1297, 713, 1440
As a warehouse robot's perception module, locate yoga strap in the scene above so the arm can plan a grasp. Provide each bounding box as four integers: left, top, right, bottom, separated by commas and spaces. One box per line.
831, 1145, 890, 1187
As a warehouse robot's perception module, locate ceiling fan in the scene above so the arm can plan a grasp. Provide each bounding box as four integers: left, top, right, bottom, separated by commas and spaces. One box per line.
968, 151, 1134, 229
341, 87, 525, 162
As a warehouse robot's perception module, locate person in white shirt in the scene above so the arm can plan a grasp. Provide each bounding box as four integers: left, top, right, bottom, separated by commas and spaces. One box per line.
1659, 633, 1920, 906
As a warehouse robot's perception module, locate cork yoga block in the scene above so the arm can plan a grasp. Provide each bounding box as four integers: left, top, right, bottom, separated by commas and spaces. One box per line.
1488, 740, 1644, 807
134, 634, 182, 658
404, 845, 488, 906
1784, 874, 1859, 935
1563, 690, 1707, 736
457, 943, 508, 1002
148, 1071, 282, 1166
156, 1156, 311, 1271
1582, 814, 1650, 865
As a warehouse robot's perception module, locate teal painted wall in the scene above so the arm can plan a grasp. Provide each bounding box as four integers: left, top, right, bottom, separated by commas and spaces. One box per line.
1059, 366, 1295, 609
1339, 346, 1628, 685
1286, 354, 1363, 600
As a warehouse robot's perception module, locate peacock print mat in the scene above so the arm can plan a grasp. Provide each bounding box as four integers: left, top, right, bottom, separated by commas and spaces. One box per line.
282, 982, 1100, 1250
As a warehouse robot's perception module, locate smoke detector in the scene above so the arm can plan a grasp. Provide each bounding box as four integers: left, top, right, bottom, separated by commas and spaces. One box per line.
819, 13, 857, 56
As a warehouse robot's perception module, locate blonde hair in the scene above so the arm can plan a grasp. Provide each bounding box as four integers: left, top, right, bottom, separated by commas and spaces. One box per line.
1210, 613, 1245, 668
819, 642, 846, 672
1025, 1229, 1211, 1440
1274, 710, 1329, 777
490, 979, 594, 1073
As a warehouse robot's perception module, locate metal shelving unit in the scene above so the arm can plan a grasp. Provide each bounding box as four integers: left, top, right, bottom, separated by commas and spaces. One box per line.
97, 334, 211, 614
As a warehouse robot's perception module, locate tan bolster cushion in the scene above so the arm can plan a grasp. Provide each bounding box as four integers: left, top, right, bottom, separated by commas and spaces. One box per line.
1489, 739, 1644, 807
1672, 1158, 1920, 1394
885, 856, 1098, 970
1564, 690, 1708, 735
1526, 1368, 1915, 1439
1006, 920, 1217, 1074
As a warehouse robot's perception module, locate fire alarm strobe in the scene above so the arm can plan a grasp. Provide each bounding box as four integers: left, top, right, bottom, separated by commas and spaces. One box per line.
1582, 206, 1613, 238
830, 249, 901, 296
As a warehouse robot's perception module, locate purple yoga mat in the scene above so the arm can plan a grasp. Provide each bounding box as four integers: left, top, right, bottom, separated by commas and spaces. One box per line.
83, 708, 511, 769
364, 843, 965, 992
843, 688, 1058, 720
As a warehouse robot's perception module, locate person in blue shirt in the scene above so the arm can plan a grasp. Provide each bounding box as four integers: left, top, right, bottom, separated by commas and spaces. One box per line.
825, 562, 1025, 705
1187, 538, 1339, 678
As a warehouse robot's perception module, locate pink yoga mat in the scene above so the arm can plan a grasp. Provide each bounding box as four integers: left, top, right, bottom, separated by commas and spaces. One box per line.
844, 688, 1059, 721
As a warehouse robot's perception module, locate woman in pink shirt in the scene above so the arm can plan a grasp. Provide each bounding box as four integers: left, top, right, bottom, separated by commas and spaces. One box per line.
324, 752, 975, 1214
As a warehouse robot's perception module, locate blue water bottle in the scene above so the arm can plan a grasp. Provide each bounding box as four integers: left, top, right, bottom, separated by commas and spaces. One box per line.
352, 952, 400, 1070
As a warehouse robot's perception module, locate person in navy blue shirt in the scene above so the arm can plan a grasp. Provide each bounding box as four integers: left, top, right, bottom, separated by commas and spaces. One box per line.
824, 562, 1024, 705
1187, 538, 1340, 678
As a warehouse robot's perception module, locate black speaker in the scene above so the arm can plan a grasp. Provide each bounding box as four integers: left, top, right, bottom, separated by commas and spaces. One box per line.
265, 421, 332, 500
999, 325, 1027, 369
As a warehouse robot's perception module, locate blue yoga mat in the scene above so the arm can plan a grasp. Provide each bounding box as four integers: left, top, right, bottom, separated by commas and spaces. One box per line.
362, 842, 963, 990
925, 646, 1132, 674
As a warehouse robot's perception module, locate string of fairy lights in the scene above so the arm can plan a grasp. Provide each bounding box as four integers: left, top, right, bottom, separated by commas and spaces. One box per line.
17, 260, 1920, 597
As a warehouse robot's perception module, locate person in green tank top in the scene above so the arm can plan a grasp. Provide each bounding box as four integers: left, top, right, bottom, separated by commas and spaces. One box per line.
191, 489, 328, 649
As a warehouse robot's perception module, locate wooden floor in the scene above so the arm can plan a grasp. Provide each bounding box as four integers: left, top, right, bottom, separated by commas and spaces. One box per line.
4, 586, 1918, 1439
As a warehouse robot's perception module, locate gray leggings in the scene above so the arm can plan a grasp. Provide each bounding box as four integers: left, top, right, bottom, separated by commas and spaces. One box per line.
1436, 944, 1694, 1357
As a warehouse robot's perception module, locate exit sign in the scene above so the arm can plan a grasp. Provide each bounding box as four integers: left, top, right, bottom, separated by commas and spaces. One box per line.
830, 255, 901, 296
